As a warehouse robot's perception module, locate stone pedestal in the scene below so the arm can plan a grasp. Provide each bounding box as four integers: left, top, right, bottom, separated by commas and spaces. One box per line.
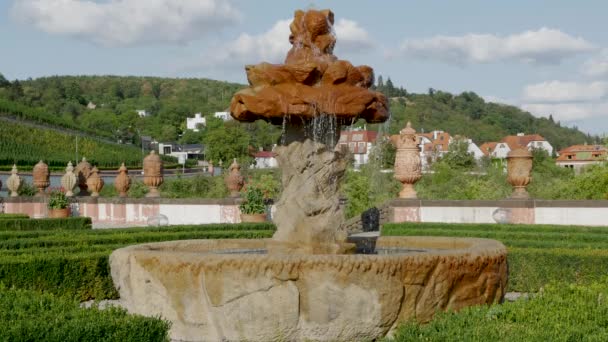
32, 160, 49, 197
86, 166, 104, 197
143, 151, 163, 198
507, 148, 533, 199
61, 161, 77, 197
6, 164, 22, 197
114, 163, 131, 197
224, 159, 244, 197
390, 122, 422, 199
75, 157, 92, 196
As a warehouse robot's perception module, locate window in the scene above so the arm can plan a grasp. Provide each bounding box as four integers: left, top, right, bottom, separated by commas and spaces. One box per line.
348, 142, 355, 152
352, 133, 364, 141
163, 146, 172, 154
358, 142, 366, 151
567, 155, 572, 160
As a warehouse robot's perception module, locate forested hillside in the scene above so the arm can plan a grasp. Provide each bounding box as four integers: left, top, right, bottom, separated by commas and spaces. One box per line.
0, 73, 598, 162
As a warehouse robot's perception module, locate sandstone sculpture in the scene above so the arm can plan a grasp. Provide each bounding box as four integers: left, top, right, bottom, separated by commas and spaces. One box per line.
507, 148, 533, 199
229, 9, 388, 125
114, 163, 131, 197
111, 9, 508, 342
75, 157, 92, 196
61, 161, 77, 197
224, 159, 244, 197
208, 160, 214, 175
143, 151, 163, 198
86, 166, 104, 197
6, 164, 22, 197
390, 122, 422, 198
111, 236, 507, 342
32, 160, 49, 196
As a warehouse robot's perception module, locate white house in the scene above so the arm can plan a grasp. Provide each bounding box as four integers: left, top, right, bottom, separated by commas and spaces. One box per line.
214, 111, 232, 121
253, 150, 278, 169
465, 138, 485, 160
338, 129, 378, 168
136, 109, 149, 118
481, 133, 553, 159
186, 113, 206, 132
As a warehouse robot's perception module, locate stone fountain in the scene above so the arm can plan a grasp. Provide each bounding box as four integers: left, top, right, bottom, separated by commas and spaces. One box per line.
111, 9, 507, 342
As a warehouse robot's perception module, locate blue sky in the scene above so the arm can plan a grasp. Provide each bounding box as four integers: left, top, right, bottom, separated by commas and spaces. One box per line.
2, 0, 608, 135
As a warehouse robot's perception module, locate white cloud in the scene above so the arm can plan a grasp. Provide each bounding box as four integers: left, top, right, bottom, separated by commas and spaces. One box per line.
522, 102, 608, 121
197, 18, 374, 68
10, 0, 241, 46
481, 95, 516, 106
333, 19, 374, 52
396, 28, 594, 65
582, 49, 608, 78
523, 81, 608, 103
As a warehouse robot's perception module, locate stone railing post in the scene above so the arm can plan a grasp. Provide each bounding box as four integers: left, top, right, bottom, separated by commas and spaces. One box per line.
144, 151, 163, 198
390, 122, 422, 199
506, 148, 533, 199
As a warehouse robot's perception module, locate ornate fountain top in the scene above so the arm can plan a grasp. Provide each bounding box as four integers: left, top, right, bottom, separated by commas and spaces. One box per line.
230, 9, 389, 125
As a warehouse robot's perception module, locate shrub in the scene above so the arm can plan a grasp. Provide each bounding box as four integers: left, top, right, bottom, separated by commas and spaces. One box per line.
239, 186, 266, 214
0, 217, 91, 231
0, 214, 29, 220
48, 191, 69, 209
387, 282, 608, 341
0, 286, 170, 341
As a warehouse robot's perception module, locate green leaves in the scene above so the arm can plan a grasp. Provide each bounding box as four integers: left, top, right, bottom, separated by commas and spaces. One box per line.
239, 186, 267, 214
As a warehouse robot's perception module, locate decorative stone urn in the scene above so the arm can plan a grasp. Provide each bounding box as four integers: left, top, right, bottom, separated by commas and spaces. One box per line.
61, 161, 77, 197
114, 163, 131, 197
224, 158, 244, 197
32, 160, 50, 197
6, 164, 22, 197
507, 148, 533, 199
75, 157, 92, 196
86, 166, 104, 197
208, 160, 214, 175
390, 122, 422, 198
143, 151, 163, 198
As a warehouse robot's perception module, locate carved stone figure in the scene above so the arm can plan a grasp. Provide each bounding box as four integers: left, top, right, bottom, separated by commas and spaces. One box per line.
86, 166, 104, 197
143, 151, 163, 198
75, 157, 92, 196
32, 160, 50, 196
390, 122, 422, 198
229, 9, 388, 125
61, 161, 77, 197
507, 148, 533, 199
114, 163, 131, 197
224, 159, 244, 197
6, 164, 22, 197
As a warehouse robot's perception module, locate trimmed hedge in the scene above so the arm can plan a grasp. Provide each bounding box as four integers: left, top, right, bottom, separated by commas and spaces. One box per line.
0, 223, 275, 300
383, 222, 608, 292
0, 213, 29, 220
0, 217, 92, 231
0, 286, 170, 341
387, 281, 608, 341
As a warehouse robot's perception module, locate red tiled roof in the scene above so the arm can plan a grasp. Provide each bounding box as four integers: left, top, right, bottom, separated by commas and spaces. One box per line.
479, 142, 498, 156
339, 130, 379, 143
500, 134, 545, 150
253, 151, 276, 158
556, 144, 607, 161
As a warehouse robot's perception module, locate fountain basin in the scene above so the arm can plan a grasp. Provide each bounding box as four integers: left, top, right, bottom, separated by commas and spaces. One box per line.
110, 237, 507, 342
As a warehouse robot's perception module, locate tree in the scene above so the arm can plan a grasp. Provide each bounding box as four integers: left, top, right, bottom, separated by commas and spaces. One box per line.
203, 121, 251, 163
439, 138, 476, 170
0, 73, 10, 88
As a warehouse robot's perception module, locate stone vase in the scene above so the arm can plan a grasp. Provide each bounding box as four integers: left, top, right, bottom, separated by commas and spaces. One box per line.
6, 164, 22, 197
390, 122, 422, 199
75, 157, 92, 196
143, 151, 163, 198
86, 166, 104, 197
114, 163, 132, 198
240, 213, 267, 223
507, 148, 533, 199
224, 159, 244, 197
208, 161, 214, 175
61, 161, 77, 197
32, 160, 50, 197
